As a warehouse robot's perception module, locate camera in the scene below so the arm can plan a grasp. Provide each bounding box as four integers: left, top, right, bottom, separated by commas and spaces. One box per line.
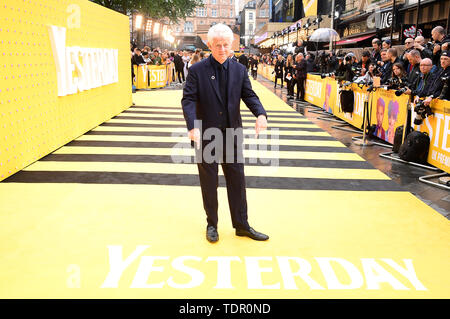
426, 41, 435, 51
320, 72, 335, 79
414, 100, 433, 125
395, 87, 408, 96
439, 76, 449, 101
386, 77, 408, 96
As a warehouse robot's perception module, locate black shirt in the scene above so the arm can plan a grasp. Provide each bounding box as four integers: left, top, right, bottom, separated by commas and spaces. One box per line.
210, 55, 230, 128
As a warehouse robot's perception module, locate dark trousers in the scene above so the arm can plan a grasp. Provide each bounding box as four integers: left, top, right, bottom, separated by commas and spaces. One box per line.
287, 78, 294, 96
251, 69, 257, 80
196, 132, 249, 230
274, 75, 283, 88
296, 77, 306, 99
176, 68, 185, 83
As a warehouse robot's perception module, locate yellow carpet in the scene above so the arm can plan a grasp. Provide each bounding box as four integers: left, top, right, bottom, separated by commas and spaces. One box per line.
0, 79, 449, 298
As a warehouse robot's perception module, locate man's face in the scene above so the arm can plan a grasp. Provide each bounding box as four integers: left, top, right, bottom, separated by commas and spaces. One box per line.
405, 39, 413, 48
207, 36, 231, 63
387, 51, 393, 60
377, 103, 384, 125
419, 60, 433, 74
381, 52, 388, 61
372, 41, 379, 50
431, 30, 439, 41
414, 37, 424, 46
362, 56, 368, 63
441, 55, 450, 69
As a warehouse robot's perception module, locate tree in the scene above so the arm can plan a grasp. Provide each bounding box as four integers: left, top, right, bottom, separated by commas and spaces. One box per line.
90, 0, 203, 23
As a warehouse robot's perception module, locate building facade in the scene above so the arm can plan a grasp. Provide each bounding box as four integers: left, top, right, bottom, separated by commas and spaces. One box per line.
173, 0, 237, 50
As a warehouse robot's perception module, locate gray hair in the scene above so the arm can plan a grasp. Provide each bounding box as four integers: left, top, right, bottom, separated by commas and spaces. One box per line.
432, 26, 445, 35
409, 49, 421, 58
207, 23, 234, 44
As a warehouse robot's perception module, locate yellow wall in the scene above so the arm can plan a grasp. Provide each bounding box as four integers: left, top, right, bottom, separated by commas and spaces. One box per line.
0, 0, 132, 181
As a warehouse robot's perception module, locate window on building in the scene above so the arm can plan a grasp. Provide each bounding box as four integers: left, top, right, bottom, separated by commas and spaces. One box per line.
249, 12, 254, 20
248, 23, 253, 33
212, 8, 217, 17
200, 20, 204, 24
259, 9, 266, 17
230, 9, 233, 18
211, 0, 216, 4
197, 7, 206, 17
184, 21, 193, 32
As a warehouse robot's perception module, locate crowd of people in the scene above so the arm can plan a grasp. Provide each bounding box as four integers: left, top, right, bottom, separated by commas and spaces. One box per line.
130, 25, 449, 104
130, 46, 262, 85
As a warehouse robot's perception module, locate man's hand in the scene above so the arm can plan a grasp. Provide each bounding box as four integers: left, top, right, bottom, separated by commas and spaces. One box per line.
423, 96, 433, 106
405, 88, 412, 95
433, 44, 441, 54
414, 96, 419, 104
255, 115, 268, 138
188, 128, 201, 150
414, 43, 424, 51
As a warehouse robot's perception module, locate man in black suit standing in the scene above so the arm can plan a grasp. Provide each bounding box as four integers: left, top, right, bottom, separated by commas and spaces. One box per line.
174, 51, 185, 83
181, 23, 269, 243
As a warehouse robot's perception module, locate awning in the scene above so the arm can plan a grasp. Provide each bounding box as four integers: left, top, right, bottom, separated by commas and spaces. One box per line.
335, 34, 375, 46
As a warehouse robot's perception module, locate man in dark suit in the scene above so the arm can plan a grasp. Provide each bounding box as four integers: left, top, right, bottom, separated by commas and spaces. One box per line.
181, 23, 269, 243
293, 53, 307, 101
173, 51, 185, 83
238, 52, 249, 70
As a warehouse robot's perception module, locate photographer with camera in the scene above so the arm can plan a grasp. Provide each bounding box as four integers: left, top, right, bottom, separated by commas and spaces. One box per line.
421, 50, 450, 104
333, 54, 355, 82
387, 63, 408, 90
431, 26, 450, 67
406, 50, 422, 88
413, 36, 433, 60
403, 59, 437, 99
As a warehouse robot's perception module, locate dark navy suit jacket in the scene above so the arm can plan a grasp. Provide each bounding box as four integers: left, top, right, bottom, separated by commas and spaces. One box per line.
181, 55, 267, 132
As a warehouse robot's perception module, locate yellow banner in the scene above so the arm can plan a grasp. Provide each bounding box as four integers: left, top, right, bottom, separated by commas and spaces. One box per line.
412, 99, 450, 173
303, 0, 318, 17
133, 64, 173, 89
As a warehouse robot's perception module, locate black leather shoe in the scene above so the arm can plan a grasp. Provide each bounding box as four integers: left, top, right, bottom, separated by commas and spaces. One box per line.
206, 226, 219, 243
236, 227, 269, 241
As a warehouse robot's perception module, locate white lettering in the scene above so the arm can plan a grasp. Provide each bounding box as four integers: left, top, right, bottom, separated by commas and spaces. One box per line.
315, 257, 364, 289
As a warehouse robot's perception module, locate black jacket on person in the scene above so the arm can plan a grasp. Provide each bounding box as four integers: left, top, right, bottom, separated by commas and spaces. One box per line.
132, 54, 146, 65
407, 63, 421, 89
294, 59, 307, 79
371, 49, 381, 64
306, 57, 315, 72
238, 54, 249, 69
249, 57, 258, 70
432, 35, 450, 66
174, 54, 184, 71
418, 46, 433, 60
381, 57, 400, 84
424, 66, 450, 99
335, 62, 353, 82
414, 67, 439, 98
274, 60, 284, 77
400, 48, 413, 72
284, 63, 294, 80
